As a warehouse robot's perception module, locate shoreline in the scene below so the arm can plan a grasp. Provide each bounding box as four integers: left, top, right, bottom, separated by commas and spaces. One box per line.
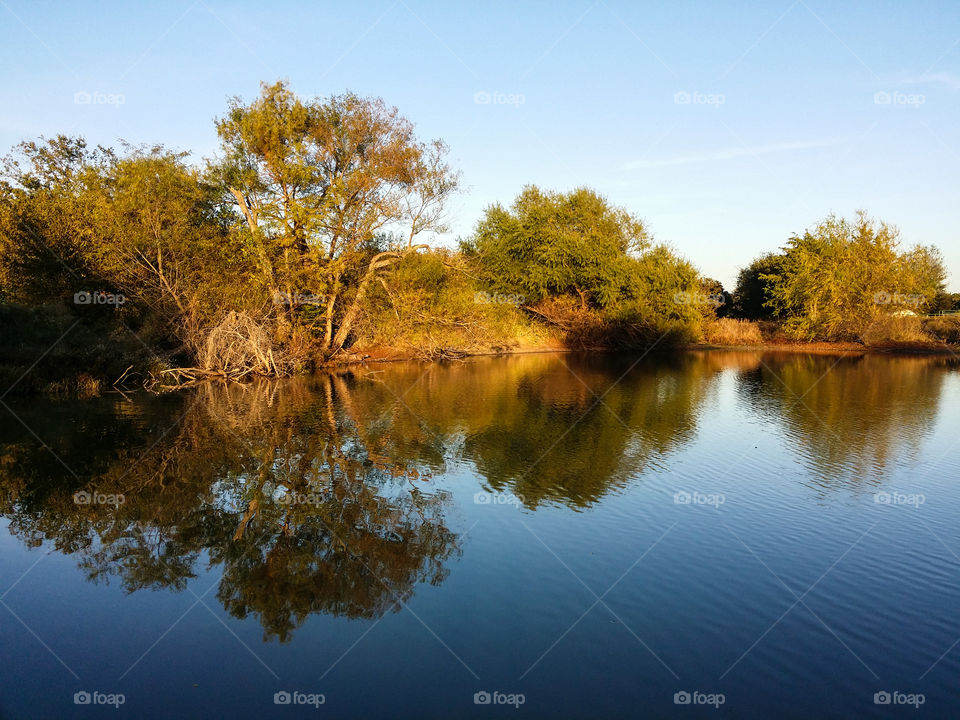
4, 339, 957, 398
335, 339, 960, 368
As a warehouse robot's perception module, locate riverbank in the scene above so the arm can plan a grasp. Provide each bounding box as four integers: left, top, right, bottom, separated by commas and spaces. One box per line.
2, 303, 957, 397
345, 339, 960, 369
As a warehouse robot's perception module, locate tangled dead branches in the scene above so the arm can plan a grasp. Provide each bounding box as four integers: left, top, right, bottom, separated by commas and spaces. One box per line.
148, 312, 292, 390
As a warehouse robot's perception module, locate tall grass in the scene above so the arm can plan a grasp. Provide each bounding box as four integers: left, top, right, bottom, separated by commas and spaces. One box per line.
705, 318, 764, 346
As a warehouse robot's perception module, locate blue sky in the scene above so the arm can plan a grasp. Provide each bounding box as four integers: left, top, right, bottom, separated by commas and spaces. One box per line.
2, 0, 958, 290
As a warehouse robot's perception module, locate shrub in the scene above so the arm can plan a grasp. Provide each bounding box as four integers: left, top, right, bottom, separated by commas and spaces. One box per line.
355, 250, 551, 357
861, 315, 932, 346
923, 316, 960, 344
705, 318, 764, 346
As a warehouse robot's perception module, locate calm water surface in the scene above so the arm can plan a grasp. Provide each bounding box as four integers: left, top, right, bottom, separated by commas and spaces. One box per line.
1, 350, 960, 719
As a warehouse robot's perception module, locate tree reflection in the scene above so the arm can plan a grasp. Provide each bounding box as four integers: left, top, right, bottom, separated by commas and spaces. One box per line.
736, 352, 959, 486
345, 352, 722, 507
1, 350, 956, 641
0, 379, 459, 642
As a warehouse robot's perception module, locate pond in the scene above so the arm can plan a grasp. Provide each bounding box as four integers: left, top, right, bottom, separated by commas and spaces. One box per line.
1, 350, 959, 718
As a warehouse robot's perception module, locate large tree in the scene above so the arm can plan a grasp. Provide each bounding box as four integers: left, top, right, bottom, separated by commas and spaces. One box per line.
212, 81, 459, 354
763, 211, 946, 339
464, 185, 650, 309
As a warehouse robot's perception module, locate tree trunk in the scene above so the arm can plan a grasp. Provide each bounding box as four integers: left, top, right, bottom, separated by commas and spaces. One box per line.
331, 245, 427, 352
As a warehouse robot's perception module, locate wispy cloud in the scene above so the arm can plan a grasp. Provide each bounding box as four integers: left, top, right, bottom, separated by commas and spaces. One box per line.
623, 138, 843, 170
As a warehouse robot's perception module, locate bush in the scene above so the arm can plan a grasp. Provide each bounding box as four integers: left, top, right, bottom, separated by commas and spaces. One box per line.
0, 303, 153, 395
861, 315, 931, 346
355, 250, 551, 357
923, 316, 960, 344
705, 319, 764, 346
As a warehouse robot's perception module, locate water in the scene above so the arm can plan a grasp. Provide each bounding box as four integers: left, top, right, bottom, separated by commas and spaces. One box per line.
1, 350, 959, 718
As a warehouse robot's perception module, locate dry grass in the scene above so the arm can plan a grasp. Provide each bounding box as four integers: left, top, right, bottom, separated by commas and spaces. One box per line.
861, 315, 932, 346
705, 318, 764, 346
923, 316, 960, 344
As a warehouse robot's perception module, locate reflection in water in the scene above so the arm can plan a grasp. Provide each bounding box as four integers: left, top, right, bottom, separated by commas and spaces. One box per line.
0, 350, 957, 641
0, 379, 460, 643
735, 353, 956, 487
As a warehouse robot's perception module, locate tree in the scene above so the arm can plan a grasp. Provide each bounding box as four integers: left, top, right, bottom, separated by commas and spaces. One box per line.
731, 252, 785, 320
464, 185, 649, 309
699, 277, 732, 318
212, 81, 459, 354
82, 147, 248, 347
763, 211, 946, 339
0, 136, 104, 304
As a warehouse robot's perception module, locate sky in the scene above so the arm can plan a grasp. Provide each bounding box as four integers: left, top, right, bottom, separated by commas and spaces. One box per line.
1, 0, 958, 290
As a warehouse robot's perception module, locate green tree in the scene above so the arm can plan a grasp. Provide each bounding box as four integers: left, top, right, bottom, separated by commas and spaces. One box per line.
0, 136, 104, 303
764, 211, 945, 339
464, 185, 649, 309
731, 252, 785, 320
212, 81, 459, 354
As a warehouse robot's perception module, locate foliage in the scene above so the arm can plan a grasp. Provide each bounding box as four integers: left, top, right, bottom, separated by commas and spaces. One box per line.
861, 315, 931, 346
463, 185, 648, 309
464, 186, 705, 346
705, 318, 763, 346
762, 211, 946, 340
1, 84, 956, 387
212, 81, 460, 353
355, 249, 549, 357
731, 252, 785, 320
